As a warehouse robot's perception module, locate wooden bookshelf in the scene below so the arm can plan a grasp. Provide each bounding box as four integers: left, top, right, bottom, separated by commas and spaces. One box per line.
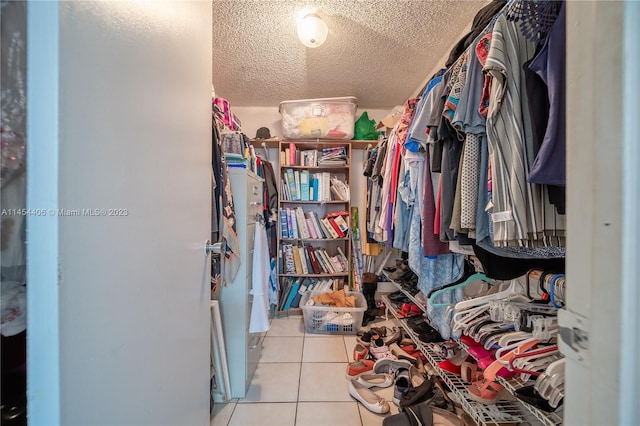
275, 140, 352, 315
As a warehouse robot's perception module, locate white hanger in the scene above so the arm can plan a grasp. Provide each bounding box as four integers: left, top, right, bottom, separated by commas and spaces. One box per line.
454, 279, 526, 311
452, 304, 490, 333
497, 331, 532, 347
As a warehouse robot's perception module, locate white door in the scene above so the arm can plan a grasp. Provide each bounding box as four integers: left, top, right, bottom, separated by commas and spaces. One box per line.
26, 1, 213, 424
563, 2, 640, 425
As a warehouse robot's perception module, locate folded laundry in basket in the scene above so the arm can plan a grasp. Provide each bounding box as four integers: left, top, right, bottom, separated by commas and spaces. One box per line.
312, 288, 356, 307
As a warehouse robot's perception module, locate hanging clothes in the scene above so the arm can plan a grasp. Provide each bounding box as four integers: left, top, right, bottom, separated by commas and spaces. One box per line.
220, 164, 240, 284
527, 2, 567, 187
249, 221, 270, 333
484, 12, 543, 246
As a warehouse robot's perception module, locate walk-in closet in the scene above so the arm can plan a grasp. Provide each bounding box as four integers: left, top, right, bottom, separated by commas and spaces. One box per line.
11, 1, 638, 426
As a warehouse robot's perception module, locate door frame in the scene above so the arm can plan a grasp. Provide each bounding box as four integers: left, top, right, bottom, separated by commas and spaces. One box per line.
26, 1, 61, 423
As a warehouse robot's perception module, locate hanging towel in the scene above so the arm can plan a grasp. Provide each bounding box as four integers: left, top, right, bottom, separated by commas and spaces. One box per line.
249, 221, 270, 333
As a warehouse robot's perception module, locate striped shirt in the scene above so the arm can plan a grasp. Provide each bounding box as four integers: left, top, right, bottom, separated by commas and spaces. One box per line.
484, 14, 547, 246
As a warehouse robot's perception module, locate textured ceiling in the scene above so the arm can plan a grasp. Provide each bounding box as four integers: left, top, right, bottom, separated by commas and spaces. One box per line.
212, 0, 490, 108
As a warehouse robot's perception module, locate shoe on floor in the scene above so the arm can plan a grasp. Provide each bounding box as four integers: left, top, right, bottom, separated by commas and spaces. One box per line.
354, 372, 394, 389
399, 373, 435, 408
370, 337, 397, 360
393, 371, 410, 406
373, 358, 412, 377
348, 380, 390, 414
389, 342, 417, 364
353, 343, 369, 361
384, 327, 403, 346
346, 360, 374, 379
382, 401, 434, 426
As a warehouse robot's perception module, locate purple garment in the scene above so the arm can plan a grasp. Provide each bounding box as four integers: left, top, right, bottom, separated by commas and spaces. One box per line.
527, 3, 566, 185
422, 150, 450, 256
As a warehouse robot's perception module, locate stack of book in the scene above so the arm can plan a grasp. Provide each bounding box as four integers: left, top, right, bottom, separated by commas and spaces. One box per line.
281, 169, 345, 202
277, 277, 346, 311
318, 147, 347, 166
279, 143, 318, 167
280, 208, 350, 240
279, 243, 349, 275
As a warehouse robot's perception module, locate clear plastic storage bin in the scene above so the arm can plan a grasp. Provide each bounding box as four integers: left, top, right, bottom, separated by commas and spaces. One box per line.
279, 96, 357, 140
299, 290, 366, 335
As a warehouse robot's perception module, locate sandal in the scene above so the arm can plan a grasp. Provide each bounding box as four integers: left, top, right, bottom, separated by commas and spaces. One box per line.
467, 378, 507, 405
460, 361, 483, 383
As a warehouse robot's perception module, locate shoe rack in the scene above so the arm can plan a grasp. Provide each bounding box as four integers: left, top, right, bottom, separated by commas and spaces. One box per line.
380, 275, 562, 426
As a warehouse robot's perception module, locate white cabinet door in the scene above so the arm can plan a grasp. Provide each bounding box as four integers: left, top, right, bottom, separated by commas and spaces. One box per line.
27, 2, 213, 424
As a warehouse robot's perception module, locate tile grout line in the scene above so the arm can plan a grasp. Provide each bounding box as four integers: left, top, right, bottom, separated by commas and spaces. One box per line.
224, 401, 238, 426
344, 335, 366, 426
294, 329, 306, 425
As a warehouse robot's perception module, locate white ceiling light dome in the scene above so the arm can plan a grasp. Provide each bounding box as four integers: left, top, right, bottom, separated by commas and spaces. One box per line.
297, 13, 328, 48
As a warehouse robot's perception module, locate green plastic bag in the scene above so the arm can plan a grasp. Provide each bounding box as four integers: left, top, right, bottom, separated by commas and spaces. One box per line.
354, 111, 378, 140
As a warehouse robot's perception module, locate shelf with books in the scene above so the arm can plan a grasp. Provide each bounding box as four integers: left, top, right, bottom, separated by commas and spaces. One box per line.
280, 273, 350, 278
280, 167, 349, 203
276, 276, 349, 315
279, 200, 348, 204
277, 140, 352, 315
280, 238, 350, 242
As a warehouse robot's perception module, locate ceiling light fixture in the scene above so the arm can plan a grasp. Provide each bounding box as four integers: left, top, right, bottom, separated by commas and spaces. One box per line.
297, 13, 328, 48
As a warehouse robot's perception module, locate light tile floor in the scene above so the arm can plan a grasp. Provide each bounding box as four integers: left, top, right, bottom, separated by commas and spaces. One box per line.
211, 317, 401, 426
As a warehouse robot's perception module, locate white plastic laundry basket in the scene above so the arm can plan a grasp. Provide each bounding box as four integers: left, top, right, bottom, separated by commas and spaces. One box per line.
299, 290, 366, 335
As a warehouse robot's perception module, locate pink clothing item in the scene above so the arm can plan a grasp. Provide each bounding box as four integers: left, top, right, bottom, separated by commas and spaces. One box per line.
434, 177, 443, 236
390, 99, 418, 204
476, 33, 493, 118
422, 149, 450, 256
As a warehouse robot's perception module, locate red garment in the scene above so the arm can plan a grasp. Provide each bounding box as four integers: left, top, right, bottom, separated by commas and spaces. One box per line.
476, 32, 493, 118
390, 99, 419, 204
434, 177, 442, 236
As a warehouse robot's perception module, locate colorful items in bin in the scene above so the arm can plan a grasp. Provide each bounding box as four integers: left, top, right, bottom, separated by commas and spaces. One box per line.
312, 287, 356, 307
279, 96, 357, 140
